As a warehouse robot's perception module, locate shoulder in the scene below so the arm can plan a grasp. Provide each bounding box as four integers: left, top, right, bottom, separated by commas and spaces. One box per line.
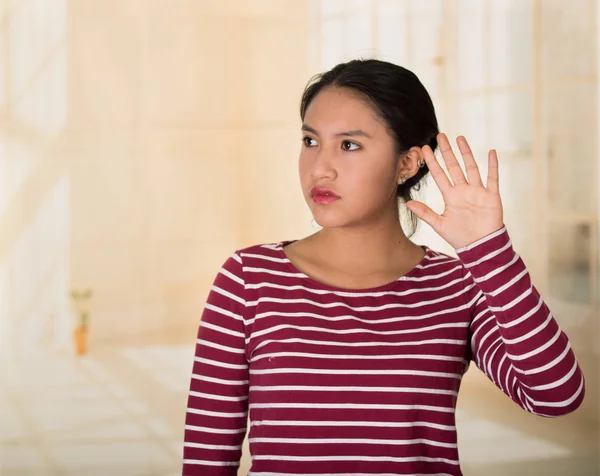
237, 241, 286, 255
222, 241, 300, 290
410, 245, 470, 282
224, 240, 292, 271
235, 240, 289, 261
422, 246, 462, 268
213, 241, 287, 286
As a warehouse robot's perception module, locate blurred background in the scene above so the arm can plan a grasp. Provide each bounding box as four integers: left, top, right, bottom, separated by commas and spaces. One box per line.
0, 0, 598, 475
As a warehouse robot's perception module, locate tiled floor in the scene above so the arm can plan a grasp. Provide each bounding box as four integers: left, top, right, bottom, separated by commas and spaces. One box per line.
0, 345, 598, 475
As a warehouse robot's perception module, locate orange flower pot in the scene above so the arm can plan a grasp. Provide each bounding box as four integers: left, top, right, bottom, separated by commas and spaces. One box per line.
74, 325, 88, 356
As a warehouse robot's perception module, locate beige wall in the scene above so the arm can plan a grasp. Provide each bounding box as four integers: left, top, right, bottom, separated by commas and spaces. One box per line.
0, 0, 318, 356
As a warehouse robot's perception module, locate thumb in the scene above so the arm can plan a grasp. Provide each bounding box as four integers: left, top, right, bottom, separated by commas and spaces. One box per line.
406, 200, 441, 229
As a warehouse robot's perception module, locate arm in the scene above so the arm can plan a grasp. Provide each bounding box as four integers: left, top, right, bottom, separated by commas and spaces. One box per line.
458, 226, 585, 417
182, 252, 249, 475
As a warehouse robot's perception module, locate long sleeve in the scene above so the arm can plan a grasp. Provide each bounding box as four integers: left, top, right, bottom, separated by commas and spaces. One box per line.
182, 252, 249, 475
457, 225, 585, 417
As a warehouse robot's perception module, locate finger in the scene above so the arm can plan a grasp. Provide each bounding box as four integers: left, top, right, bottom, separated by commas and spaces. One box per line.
438, 133, 467, 186
406, 200, 442, 231
422, 144, 452, 195
486, 149, 500, 193
456, 136, 483, 187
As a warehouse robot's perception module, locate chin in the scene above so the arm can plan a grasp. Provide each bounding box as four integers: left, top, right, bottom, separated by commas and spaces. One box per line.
308, 199, 384, 229
312, 205, 391, 230
311, 212, 359, 230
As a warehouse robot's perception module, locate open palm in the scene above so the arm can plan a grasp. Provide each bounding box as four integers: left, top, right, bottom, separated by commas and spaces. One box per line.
406, 133, 504, 250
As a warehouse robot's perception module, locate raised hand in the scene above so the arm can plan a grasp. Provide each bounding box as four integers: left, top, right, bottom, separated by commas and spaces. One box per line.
406, 133, 504, 250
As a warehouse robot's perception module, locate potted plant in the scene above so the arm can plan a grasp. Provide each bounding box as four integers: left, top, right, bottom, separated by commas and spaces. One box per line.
70, 288, 93, 356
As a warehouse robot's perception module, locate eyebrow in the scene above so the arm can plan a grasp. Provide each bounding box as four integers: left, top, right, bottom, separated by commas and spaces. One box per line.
301, 124, 372, 139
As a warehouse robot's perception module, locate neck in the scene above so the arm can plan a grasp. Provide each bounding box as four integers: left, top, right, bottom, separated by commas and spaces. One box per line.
310, 209, 418, 275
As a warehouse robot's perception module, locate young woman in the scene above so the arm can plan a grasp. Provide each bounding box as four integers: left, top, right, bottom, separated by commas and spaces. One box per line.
182, 59, 585, 476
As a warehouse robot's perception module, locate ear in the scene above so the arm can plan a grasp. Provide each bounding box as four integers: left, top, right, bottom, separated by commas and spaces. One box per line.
396, 146, 424, 185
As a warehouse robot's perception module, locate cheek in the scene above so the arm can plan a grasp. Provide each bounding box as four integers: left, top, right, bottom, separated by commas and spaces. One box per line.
350, 163, 396, 198
298, 154, 312, 192
298, 151, 313, 176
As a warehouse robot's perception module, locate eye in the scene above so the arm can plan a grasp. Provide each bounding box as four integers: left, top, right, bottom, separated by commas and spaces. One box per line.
302, 136, 317, 147
342, 140, 360, 151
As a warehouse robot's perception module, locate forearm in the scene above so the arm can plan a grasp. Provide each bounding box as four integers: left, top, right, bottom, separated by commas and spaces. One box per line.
459, 227, 585, 416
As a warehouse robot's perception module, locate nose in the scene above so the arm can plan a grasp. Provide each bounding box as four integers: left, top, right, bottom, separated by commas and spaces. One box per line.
310, 148, 337, 181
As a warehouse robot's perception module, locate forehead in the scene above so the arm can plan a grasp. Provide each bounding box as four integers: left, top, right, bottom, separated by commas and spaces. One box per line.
304, 87, 385, 130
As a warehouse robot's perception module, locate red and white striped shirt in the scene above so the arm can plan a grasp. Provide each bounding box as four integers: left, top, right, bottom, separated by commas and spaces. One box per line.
182, 226, 585, 476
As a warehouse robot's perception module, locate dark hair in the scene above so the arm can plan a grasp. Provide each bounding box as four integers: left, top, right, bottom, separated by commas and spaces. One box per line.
300, 59, 439, 237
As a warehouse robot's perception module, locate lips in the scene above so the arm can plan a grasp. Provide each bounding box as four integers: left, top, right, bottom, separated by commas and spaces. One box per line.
310, 187, 340, 204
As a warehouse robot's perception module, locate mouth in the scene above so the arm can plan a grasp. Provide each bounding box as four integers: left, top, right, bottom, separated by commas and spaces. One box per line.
310, 187, 340, 204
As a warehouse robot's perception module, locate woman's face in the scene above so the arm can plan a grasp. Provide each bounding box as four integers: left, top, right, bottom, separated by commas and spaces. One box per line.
299, 87, 403, 229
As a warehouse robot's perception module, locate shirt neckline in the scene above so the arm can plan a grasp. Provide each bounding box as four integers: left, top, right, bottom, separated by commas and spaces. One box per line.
276, 240, 432, 293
